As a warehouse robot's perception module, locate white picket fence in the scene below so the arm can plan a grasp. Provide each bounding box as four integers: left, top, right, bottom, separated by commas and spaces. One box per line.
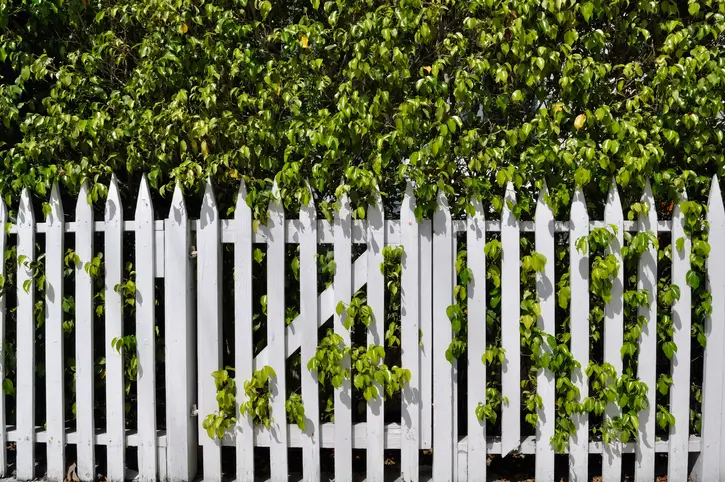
1, 174, 725, 482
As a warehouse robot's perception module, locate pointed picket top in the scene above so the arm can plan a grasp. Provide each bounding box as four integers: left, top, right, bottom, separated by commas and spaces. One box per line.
135, 174, 153, 220
299, 181, 316, 231
105, 175, 123, 224
605, 178, 623, 220
269, 180, 282, 210
236, 180, 252, 223
708, 175, 724, 219
505, 181, 517, 202
570, 187, 589, 223
403, 182, 417, 221
18, 188, 34, 226
47, 183, 64, 225
75, 182, 91, 215
168, 184, 187, 228
535, 182, 553, 223
200, 177, 218, 228
337, 189, 351, 219
434, 188, 451, 225
503, 181, 517, 229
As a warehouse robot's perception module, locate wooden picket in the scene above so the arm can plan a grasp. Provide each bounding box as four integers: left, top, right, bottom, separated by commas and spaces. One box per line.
197, 180, 222, 481
603, 182, 624, 482
669, 187, 691, 481
299, 184, 320, 482
105, 176, 126, 482
235, 182, 255, 482
635, 181, 657, 482
569, 187, 590, 482
334, 193, 353, 482
501, 182, 520, 456
0, 177, 722, 482
165, 184, 196, 482
45, 184, 65, 481
16, 188, 35, 481
401, 183, 420, 482
266, 184, 288, 481
433, 190, 454, 482
535, 184, 555, 481
701, 177, 725, 480
466, 197, 486, 482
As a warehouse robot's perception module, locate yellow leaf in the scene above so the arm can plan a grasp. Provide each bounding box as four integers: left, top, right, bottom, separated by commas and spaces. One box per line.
553, 103, 563, 112
423, 66, 432, 73
301, 35, 309, 48
180, 22, 188, 34
574, 113, 586, 130
230, 169, 239, 180
201, 140, 209, 158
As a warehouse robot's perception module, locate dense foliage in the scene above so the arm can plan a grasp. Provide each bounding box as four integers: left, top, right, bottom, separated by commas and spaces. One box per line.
2, 0, 724, 217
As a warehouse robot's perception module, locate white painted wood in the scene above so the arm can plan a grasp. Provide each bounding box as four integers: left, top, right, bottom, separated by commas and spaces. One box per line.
135, 175, 157, 482
433, 190, 454, 481
45, 183, 65, 481
75, 183, 96, 481
267, 183, 288, 482
0, 196, 6, 477
466, 196, 486, 481
419, 219, 433, 450
16, 188, 36, 481
603, 181, 624, 482
501, 182, 520, 456
197, 179, 222, 481
569, 188, 589, 482
701, 176, 725, 480
334, 193, 353, 482
367, 192, 385, 482
535, 184, 555, 482
236, 182, 255, 482
165, 184, 197, 482
669, 188, 691, 481
105, 175, 126, 482
401, 183, 420, 482
254, 251, 368, 368
635, 181, 656, 482
299, 184, 320, 482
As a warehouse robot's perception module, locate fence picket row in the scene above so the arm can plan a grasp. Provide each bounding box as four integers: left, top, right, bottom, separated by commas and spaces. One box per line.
0, 178, 722, 482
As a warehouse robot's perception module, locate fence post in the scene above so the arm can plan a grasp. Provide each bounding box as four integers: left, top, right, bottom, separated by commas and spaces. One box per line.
433, 190, 454, 481
105, 176, 126, 482
535, 184, 555, 481
235, 181, 255, 481
669, 187, 691, 480
17, 188, 35, 480
602, 181, 624, 482
501, 182, 520, 456
299, 183, 320, 482
267, 183, 288, 482
419, 218, 433, 450
700, 176, 725, 480
367, 192, 385, 481
401, 183, 420, 482
635, 181, 657, 481
46, 183, 66, 481
334, 192, 353, 482
569, 188, 589, 482
135, 175, 158, 482
198, 179, 222, 481
466, 196, 486, 482
165, 184, 197, 482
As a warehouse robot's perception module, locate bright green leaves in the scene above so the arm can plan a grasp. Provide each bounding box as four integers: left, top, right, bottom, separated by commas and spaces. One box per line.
203, 367, 238, 439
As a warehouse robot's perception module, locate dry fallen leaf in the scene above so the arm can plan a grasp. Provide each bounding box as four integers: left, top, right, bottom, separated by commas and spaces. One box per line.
574, 113, 587, 130
301, 35, 309, 48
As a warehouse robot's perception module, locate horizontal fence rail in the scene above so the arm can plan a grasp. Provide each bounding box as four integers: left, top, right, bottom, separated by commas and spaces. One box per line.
0, 175, 723, 482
